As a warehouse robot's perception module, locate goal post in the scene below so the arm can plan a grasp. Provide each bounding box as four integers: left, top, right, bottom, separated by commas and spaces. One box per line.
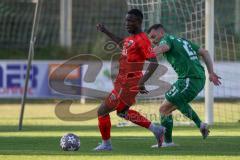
59, 0, 86, 104
204, 0, 214, 125
18, 0, 41, 131
60, 0, 72, 47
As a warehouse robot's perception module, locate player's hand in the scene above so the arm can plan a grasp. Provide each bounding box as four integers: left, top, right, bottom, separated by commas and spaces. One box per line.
209, 72, 221, 86
96, 23, 107, 33
153, 45, 170, 54
138, 85, 149, 94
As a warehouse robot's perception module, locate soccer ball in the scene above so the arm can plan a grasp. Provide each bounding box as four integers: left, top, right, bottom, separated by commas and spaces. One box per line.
60, 133, 80, 151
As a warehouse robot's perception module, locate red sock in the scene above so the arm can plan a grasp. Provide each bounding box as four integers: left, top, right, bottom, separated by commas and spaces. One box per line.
125, 109, 151, 128
98, 114, 111, 140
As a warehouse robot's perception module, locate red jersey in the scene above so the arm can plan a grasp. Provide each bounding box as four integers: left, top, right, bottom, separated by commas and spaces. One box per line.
115, 32, 156, 83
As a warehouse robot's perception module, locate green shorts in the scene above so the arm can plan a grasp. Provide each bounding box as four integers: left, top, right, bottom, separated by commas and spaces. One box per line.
165, 78, 205, 109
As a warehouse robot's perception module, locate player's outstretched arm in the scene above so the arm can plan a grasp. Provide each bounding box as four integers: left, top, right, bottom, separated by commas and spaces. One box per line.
96, 23, 123, 48
138, 57, 159, 94
198, 48, 221, 86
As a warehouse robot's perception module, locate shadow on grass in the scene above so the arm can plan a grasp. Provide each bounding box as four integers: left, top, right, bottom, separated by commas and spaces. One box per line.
0, 134, 239, 156
0, 123, 239, 132
0, 125, 99, 132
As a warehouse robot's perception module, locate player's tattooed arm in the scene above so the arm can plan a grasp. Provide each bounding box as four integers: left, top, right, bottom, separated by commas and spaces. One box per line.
153, 44, 170, 54
138, 57, 159, 94
198, 48, 221, 86
96, 23, 124, 48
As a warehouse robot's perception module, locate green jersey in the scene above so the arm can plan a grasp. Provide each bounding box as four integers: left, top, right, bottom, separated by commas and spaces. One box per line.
159, 34, 205, 79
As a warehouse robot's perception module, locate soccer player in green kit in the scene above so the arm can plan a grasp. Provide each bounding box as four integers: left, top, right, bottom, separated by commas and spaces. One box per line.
147, 24, 221, 148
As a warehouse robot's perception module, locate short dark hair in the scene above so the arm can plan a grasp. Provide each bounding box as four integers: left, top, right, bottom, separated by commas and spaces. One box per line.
147, 24, 165, 33
127, 9, 143, 22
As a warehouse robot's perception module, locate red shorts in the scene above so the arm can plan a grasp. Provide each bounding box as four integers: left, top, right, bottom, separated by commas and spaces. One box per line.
105, 78, 140, 112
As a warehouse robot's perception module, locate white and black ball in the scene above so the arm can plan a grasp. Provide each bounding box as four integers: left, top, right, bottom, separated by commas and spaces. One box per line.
60, 133, 80, 151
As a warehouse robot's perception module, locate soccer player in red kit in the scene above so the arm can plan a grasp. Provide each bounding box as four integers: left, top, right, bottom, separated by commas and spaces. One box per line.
94, 9, 165, 151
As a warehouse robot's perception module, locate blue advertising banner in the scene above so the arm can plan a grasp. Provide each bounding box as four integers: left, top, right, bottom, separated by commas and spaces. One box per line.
0, 60, 82, 99
0, 61, 239, 99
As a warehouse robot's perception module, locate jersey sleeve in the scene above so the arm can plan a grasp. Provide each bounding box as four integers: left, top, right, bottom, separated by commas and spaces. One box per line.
189, 41, 200, 54
159, 35, 172, 48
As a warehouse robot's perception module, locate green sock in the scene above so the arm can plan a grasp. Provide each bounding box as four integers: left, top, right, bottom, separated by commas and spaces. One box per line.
161, 114, 173, 143
178, 103, 202, 128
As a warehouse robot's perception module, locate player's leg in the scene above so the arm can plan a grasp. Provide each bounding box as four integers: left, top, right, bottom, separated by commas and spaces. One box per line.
156, 100, 208, 147
177, 102, 210, 139
165, 101, 209, 139
159, 100, 175, 144
152, 99, 178, 148
116, 102, 151, 129
177, 102, 202, 128
94, 102, 115, 151
165, 79, 202, 128
97, 103, 114, 142
115, 87, 154, 129
94, 88, 123, 151
166, 78, 209, 139
116, 102, 165, 147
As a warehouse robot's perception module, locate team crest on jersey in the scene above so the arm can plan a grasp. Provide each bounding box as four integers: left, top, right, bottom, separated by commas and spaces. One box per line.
122, 39, 135, 56
127, 40, 134, 47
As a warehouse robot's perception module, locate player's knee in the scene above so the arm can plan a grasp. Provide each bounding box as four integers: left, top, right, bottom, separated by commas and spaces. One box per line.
160, 106, 167, 115
159, 105, 164, 113
97, 107, 103, 116
117, 110, 128, 119
97, 103, 111, 116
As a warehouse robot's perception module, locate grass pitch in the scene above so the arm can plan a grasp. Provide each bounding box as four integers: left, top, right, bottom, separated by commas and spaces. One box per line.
0, 102, 239, 160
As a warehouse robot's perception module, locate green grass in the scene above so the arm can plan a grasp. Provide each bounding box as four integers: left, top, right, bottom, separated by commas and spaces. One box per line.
0, 103, 240, 160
